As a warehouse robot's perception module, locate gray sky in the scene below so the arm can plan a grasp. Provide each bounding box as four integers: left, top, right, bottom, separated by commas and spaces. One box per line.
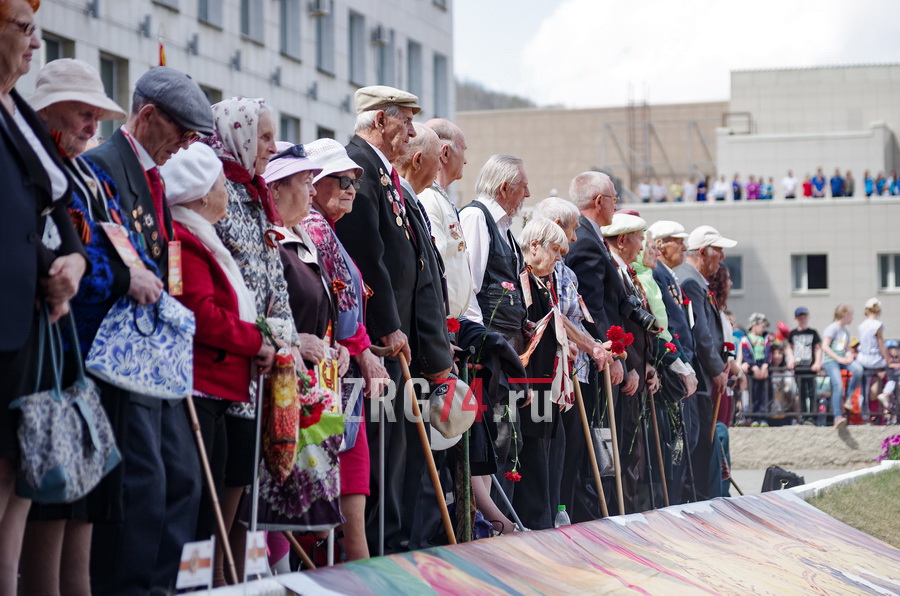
454, 0, 900, 108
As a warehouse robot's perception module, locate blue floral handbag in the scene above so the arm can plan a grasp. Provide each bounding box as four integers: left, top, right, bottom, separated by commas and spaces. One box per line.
85, 293, 196, 399
10, 310, 121, 503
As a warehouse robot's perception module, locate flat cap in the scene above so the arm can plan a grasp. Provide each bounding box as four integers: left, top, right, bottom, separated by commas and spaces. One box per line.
601, 213, 647, 237
134, 66, 214, 135
355, 85, 421, 115
647, 220, 688, 239
686, 225, 736, 250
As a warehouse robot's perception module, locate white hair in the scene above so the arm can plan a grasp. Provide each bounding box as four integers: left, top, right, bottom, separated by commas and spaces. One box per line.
685, 246, 716, 257
394, 122, 438, 171
425, 118, 460, 150
354, 104, 404, 132
533, 197, 579, 230
568, 171, 613, 210
518, 216, 569, 252
474, 154, 524, 200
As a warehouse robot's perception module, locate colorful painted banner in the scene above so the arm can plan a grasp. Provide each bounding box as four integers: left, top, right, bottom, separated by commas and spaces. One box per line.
291, 491, 900, 594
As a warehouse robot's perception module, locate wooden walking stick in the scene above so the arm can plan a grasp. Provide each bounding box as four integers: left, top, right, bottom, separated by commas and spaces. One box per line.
282, 531, 317, 570
399, 353, 457, 545
603, 364, 626, 515
710, 385, 725, 443
647, 389, 670, 507
573, 377, 609, 518
184, 396, 239, 585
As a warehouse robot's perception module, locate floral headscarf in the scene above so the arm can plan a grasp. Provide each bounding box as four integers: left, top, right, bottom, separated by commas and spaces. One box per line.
202, 97, 282, 226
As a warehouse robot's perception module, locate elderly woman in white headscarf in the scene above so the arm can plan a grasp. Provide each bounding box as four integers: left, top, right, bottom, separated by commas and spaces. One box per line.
160, 141, 276, 585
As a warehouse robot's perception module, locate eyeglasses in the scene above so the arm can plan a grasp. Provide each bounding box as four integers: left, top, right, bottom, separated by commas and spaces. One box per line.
326, 174, 361, 190
599, 193, 620, 204
154, 105, 200, 143
271, 144, 308, 161
6, 18, 36, 36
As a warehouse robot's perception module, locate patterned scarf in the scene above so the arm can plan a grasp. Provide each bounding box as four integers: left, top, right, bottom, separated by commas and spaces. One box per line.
299, 209, 358, 313
202, 97, 283, 226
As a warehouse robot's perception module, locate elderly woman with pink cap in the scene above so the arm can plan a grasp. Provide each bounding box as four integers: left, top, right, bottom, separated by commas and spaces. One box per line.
19, 57, 151, 595
159, 141, 276, 578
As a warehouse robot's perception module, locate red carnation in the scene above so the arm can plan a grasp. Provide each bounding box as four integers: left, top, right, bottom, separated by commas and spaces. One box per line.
683, 298, 691, 306
610, 341, 626, 355
298, 402, 325, 429
446, 317, 460, 333
674, 334, 680, 339
724, 342, 735, 351
665, 342, 677, 354
607, 325, 626, 342
505, 469, 522, 483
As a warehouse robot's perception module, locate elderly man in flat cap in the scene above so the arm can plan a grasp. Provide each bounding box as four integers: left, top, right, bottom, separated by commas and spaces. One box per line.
86, 66, 213, 594
673, 225, 736, 501
334, 85, 452, 554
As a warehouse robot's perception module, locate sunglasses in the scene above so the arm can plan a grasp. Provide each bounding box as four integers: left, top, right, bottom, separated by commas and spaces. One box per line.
326, 174, 361, 190
155, 105, 200, 143
6, 18, 36, 36
271, 144, 308, 161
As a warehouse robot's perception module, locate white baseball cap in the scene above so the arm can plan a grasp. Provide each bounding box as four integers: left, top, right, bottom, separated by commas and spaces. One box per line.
601, 213, 647, 237
686, 225, 737, 250
647, 220, 688, 239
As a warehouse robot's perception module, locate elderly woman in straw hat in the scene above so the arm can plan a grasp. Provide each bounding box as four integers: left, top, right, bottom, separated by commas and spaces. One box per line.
20, 57, 158, 595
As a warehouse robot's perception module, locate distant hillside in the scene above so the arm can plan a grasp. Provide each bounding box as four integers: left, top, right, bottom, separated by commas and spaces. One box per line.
456, 79, 538, 111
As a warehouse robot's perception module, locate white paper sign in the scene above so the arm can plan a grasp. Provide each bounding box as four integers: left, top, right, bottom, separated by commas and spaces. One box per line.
175, 537, 214, 590
244, 530, 269, 578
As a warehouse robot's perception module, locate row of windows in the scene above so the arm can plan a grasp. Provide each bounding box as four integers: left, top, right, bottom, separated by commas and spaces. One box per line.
723, 254, 900, 293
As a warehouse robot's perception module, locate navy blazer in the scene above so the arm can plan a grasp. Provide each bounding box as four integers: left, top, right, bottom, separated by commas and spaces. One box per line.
652, 265, 696, 364
673, 261, 724, 382
0, 90, 88, 351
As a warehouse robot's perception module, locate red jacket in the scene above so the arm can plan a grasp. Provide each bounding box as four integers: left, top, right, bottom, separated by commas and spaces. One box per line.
174, 222, 262, 402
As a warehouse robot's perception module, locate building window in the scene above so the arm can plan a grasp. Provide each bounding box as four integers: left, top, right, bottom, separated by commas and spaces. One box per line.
724, 255, 743, 292
98, 53, 128, 140
348, 12, 366, 86
279, 0, 301, 60
199, 0, 223, 27
199, 85, 222, 105
316, 126, 335, 140
240, 0, 263, 42
879, 254, 900, 290
315, 1, 334, 74
375, 28, 395, 86
153, 0, 179, 9
42, 33, 74, 62
280, 114, 301, 144
792, 254, 828, 291
433, 52, 449, 118
407, 40, 422, 99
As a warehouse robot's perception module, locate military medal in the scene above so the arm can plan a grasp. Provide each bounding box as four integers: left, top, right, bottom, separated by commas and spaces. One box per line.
380, 169, 390, 187
396, 215, 403, 227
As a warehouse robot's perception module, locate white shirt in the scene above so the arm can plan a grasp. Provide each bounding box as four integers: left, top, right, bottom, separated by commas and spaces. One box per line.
638, 182, 651, 199
419, 182, 476, 319
459, 195, 512, 323
121, 125, 157, 171
712, 179, 729, 198
781, 175, 798, 196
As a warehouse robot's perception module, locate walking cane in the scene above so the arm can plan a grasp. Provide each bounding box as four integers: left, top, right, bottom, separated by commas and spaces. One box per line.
184, 396, 239, 586
398, 353, 457, 545
573, 378, 609, 517
490, 474, 526, 532
603, 364, 626, 515
640, 394, 657, 510
282, 531, 317, 570
679, 399, 698, 503
249, 375, 265, 536
710, 386, 724, 443
647, 389, 670, 507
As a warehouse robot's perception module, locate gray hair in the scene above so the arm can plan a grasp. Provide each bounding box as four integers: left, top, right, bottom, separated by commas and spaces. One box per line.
425, 118, 459, 149
518, 216, 569, 252
533, 197, 579, 230
394, 122, 438, 171
685, 246, 716, 257
474, 154, 525, 200
354, 104, 404, 132
568, 171, 613, 210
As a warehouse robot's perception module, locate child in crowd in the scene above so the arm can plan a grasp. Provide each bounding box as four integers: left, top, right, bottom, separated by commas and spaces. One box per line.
741, 313, 772, 426
768, 341, 798, 424
785, 306, 823, 420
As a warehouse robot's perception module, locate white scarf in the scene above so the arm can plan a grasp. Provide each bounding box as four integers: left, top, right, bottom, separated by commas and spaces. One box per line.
170, 205, 258, 323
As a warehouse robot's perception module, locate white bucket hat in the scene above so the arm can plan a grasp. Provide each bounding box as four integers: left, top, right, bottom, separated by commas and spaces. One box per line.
304, 138, 363, 184
28, 59, 126, 121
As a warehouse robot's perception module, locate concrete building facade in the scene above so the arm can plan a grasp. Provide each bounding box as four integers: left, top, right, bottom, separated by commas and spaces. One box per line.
21, 0, 454, 144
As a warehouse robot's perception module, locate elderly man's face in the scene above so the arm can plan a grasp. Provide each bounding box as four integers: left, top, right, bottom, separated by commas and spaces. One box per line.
657, 236, 686, 267
699, 245, 725, 277
498, 165, 529, 216
381, 106, 416, 162
596, 184, 618, 226
444, 131, 468, 182
618, 230, 644, 264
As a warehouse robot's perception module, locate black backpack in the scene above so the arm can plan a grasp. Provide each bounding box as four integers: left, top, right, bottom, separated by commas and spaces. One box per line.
761, 466, 805, 492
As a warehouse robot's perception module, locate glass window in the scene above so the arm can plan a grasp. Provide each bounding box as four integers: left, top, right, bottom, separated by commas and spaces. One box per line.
279, 115, 301, 144
349, 12, 366, 86
407, 40, 422, 99
199, 0, 223, 27
315, 1, 335, 74
433, 52, 449, 118
98, 53, 128, 140
375, 29, 395, 86
240, 0, 263, 42
42, 33, 74, 63
792, 254, 828, 291
724, 255, 743, 292
878, 253, 900, 290
316, 126, 335, 140
280, 0, 301, 59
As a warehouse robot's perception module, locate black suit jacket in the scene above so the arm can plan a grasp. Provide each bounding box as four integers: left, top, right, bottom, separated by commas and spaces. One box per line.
335, 136, 451, 374
0, 90, 88, 350
652, 265, 696, 363
673, 262, 724, 384
85, 129, 173, 277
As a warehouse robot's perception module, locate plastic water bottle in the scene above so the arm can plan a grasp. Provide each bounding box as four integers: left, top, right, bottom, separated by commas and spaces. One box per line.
554, 505, 571, 527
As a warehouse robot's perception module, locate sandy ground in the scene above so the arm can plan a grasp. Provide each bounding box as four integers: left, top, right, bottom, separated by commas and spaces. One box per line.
728, 424, 896, 469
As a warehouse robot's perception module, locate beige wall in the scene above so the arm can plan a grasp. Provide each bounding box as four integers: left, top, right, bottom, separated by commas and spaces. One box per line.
455, 101, 727, 208
634, 199, 900, 337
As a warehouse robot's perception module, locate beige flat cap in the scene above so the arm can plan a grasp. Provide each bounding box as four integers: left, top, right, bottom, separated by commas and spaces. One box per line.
355, 85, 421, 115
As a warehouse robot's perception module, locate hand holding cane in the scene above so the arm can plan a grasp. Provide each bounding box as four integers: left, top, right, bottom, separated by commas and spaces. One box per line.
399, 353, 457, 545
603, 363, 626, 515
574, 377, 609, 517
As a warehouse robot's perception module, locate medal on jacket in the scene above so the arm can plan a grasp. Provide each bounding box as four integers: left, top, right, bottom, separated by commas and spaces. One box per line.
380, 169, 390, 187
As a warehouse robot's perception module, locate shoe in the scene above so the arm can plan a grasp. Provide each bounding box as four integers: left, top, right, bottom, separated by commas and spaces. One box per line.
877, 393, 892, 409
751, 421, 760, 427
834, 416, 847, 429
803, 420, 816, 426
759, 421, 769, 427
843, 398, 852, 411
